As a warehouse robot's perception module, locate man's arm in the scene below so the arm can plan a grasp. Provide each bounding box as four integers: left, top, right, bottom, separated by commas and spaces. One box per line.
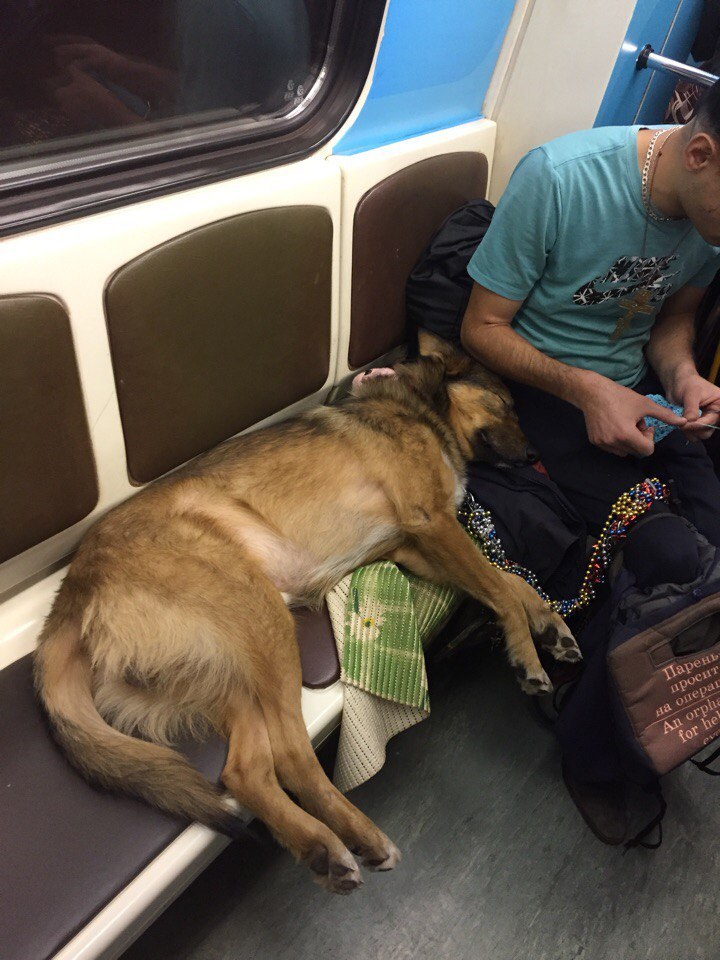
460, 284, 589, 402
646, 283, 720, 439
460, 283, 685, 457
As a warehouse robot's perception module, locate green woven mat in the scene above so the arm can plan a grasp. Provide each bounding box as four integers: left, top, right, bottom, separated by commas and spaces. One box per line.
342, 561, 458, 711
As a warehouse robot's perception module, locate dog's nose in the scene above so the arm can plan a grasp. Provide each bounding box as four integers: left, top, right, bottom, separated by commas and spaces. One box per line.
525, 445, 540, 464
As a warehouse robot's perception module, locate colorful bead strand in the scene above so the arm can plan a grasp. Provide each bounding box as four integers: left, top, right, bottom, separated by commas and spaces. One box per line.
457, 478, 669, 619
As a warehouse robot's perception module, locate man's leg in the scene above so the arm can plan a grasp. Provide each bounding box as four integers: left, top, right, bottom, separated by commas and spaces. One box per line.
507, 380, 709, 844
620, 433, 720, 590
631, 368, 720, 550
653, 427, 720, 547
509, 380, 708, 588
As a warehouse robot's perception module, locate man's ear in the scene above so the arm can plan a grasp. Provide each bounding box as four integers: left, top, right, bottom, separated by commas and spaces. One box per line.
684, 130, 717, 172
417, 330, 469, 375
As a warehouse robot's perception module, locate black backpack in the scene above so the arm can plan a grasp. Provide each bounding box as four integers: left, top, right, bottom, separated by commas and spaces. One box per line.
406, 198, 495, 348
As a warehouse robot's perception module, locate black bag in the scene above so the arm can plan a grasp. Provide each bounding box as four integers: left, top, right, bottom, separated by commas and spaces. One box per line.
465, 461, 587, 600
555, 529, 720, 847
406, 198, 495, 348
691, 0, 720, 63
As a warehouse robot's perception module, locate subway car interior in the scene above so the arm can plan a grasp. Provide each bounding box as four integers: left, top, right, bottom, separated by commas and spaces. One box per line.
3, 1, 720, 959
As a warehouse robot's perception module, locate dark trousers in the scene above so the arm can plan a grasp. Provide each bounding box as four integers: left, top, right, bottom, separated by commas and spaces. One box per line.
508, 372, 720, 590
509, 372, 720, 542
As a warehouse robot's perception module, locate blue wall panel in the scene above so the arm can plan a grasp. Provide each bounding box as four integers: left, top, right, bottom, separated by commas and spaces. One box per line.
333, 0, 515, 155
595, 0, 703, 128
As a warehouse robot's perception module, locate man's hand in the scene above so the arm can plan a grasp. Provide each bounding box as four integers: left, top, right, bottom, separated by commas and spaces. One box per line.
577, 373, 686, 457
668, 368, 720, 441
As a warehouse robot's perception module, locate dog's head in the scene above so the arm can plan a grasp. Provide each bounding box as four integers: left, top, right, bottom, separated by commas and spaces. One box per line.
401, 331, 537, 468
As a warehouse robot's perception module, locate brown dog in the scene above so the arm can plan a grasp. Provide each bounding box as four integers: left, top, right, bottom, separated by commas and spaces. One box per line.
35, 332, 578, 894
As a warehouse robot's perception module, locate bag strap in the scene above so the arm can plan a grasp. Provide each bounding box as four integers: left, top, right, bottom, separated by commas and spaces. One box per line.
691, 742, 720, 776
623, 783, 667, 852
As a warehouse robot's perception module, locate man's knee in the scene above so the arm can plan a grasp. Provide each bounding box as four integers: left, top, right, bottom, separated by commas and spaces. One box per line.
623, 504, 700, 590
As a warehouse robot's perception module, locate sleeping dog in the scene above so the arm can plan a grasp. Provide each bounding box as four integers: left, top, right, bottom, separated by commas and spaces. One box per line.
36, 332, 579, 894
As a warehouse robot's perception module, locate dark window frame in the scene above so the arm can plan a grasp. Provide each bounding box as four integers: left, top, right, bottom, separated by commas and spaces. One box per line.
0, 0, 387, 238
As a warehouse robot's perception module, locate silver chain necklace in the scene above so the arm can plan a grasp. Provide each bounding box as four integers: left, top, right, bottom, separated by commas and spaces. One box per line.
641, 127, 686, 223
640, 126, 693, 261
611, 128, 694, 341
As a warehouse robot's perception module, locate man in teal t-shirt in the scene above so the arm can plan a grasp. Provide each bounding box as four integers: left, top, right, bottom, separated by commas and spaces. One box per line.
468, 126, 720, 390
462, 91, 720, 547
460, 83, 720, 843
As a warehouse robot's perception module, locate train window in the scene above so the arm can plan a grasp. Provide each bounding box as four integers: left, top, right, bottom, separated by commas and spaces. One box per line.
0, 0, 385, 235
0, 1, 330, 154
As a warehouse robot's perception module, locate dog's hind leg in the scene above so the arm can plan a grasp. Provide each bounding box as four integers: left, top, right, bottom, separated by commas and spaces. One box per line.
250, 604, 400, 872
262, 694, 400, 871
222, 691, 363, 894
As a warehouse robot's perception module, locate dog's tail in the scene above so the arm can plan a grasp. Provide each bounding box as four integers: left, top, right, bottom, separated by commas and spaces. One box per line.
34, 614, 243, 837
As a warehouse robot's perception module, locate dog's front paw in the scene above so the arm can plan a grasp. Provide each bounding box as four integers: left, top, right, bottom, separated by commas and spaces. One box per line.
535, 619, 582, 664
516, 664, 553, 695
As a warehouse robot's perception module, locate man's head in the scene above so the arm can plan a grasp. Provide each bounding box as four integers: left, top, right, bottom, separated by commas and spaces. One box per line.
675, 80, 720, 243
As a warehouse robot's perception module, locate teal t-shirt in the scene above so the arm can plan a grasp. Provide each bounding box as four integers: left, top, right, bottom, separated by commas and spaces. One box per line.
467, 126, 720, 387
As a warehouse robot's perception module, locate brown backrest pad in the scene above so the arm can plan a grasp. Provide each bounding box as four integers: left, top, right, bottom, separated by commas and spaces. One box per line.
105, 207, 333, 484
348, 151, 488, 369
0, 295, 98, 564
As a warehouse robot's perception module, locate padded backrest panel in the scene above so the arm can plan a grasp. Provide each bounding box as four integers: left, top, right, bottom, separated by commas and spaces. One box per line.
105, 207, 333, 484
0, 295, 98, 564
348, 151, 488, 369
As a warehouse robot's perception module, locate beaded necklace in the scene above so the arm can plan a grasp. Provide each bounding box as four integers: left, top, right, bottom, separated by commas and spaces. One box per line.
457, 477, 669, 619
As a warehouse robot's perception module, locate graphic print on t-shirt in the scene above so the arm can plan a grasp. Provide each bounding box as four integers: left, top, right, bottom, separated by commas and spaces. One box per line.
572, 254, 680, 307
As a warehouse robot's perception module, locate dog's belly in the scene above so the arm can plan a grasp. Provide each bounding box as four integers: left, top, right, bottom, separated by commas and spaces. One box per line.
250, 520, 400, 604
174, 486, 399, 604
299, 521, 401, 598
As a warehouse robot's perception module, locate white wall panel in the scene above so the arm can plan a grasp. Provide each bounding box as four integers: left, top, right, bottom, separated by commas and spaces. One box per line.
487, 0, 636, 202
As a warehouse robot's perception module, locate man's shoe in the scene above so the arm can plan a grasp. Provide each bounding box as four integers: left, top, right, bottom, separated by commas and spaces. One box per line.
562, 762, 629, 846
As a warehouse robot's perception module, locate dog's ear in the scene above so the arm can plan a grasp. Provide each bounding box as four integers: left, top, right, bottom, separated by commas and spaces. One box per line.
417, 330, 470, 376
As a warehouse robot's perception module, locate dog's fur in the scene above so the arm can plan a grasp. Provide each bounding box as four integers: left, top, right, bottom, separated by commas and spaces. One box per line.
35, 332, 578, 894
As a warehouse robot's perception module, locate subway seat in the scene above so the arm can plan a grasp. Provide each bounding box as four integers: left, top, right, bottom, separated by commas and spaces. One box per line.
0, 607, 340, 960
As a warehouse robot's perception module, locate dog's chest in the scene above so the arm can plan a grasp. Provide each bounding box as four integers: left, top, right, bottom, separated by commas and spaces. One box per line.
442, 452, 467, 508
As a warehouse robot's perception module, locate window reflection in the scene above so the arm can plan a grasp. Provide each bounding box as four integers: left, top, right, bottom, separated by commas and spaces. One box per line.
0, 1, 332, 153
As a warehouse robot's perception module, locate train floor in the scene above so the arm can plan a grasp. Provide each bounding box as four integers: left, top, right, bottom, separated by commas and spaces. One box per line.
122, 641, 720, 960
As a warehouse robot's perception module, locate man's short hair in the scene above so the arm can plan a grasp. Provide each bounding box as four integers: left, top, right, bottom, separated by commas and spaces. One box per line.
694, 78, 720, 140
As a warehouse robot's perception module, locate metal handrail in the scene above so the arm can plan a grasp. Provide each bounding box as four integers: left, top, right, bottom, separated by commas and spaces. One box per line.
636, 44, 718, 87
